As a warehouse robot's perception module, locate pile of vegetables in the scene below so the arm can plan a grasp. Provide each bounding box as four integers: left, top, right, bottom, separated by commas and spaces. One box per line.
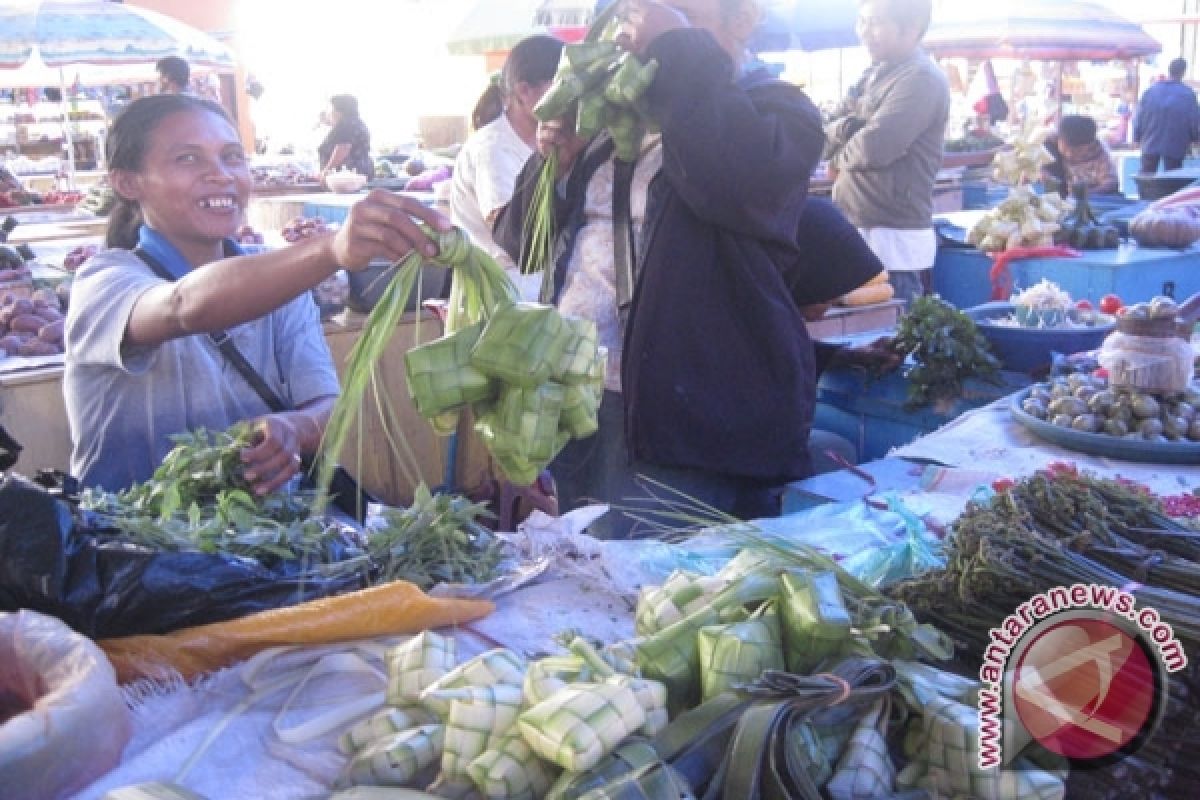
1019, 373, 1200, 441
79, 424, 504, 591
885, 295, 1001, 409
0, 286, 63, 358
79, 424, 349, 567
317, 226, 605, 492
891, 465, 1200, 799
966, 185, 1069, 252
968, 125, 1072, 253
1053, 183, 1119, 250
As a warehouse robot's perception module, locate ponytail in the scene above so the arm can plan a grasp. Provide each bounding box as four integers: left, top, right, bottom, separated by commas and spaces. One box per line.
105, 196, 143, 250
471, 80, 504, 131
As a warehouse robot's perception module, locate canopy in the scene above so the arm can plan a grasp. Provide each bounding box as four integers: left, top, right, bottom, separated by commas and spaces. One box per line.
924, 0, 1161, 61
750, 0, 859, 53
0, 0, 235, 70
446, 0, 593, 55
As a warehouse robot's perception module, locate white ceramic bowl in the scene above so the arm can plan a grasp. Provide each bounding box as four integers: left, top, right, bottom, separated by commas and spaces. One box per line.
325, 171, 368, 193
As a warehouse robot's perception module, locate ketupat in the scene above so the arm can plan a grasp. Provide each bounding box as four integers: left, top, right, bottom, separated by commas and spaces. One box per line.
387, 632, 458, 707
697, 608, 786, 701
517, 682, 647, 773
466, 731, 560, 800
340, 706, 442, 755
420, 648, 527, 718
317, 224, 605, 490
780, 570, 854, 674
440, 685, 525, 781
341, 724, 445, 787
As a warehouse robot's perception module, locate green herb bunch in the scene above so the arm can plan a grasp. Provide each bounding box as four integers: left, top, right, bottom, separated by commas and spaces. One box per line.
80, 423, 351, 567
367, 484, 502, 589
890, 295, 1001, 409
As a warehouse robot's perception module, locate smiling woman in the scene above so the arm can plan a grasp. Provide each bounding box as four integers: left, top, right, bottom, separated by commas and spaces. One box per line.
62, 94, 452, 496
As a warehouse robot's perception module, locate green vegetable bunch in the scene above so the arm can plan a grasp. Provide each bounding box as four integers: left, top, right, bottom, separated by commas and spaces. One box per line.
367, 483, 502, 589
116, 423, 257, 517
80, 423, 349, 566
890, 296, 1001, 409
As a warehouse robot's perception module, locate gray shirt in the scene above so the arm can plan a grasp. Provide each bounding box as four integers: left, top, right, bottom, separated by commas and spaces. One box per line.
64, 249, 340, 491
826, 49, 950, 230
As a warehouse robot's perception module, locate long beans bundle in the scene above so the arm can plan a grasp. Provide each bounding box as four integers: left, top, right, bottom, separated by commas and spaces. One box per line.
891, 466, 1200, 800
892, 466, 1200, 648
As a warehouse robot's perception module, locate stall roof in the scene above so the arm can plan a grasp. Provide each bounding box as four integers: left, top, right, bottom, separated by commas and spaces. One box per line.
924, 0, 1161, 61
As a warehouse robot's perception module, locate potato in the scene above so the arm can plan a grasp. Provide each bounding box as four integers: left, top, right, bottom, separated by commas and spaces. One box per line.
0, 335, 20, 356
34, 307, 62, 323
10, 298, 33, 316
30, 287, 59, 308
37, 318, 64, 344
9, 313, 46, 333
16, 338, 59, 357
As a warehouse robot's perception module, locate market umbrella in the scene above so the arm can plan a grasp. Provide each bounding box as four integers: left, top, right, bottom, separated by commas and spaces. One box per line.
750, 0, 860, 53
446, 0, 595, 55
0, 0, 235, 70
0, 0, 236, 178
924, 0, 1161, 60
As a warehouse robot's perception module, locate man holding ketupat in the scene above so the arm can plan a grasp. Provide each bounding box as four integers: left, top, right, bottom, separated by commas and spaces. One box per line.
64, 94, 451, 496
496, 0, 882, 537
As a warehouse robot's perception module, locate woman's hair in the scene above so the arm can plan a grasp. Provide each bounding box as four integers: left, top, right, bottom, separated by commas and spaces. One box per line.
105, 93, 233, 249
472, 34, 564, 131
330, 94, 360, 119
1059, 115, 1098, 148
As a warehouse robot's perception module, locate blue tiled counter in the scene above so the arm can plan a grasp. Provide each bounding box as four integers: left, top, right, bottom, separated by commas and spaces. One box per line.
933, 242, 1200, 310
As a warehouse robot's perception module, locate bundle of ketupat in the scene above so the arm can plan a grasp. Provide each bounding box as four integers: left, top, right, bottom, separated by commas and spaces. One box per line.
337, 632, 668, 799
534, 12, 659, 163
520, 2, 659, 281
696, 607, 785, 702
318, 225, 606, 492
328, 553, 979, 800
893, 661, 1067, 800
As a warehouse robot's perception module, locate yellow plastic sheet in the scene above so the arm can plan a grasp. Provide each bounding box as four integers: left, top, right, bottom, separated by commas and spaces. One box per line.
99, 580, 494, 684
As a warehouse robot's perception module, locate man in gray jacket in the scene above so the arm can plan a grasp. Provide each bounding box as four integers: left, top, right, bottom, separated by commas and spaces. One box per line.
825, 0, 948, 301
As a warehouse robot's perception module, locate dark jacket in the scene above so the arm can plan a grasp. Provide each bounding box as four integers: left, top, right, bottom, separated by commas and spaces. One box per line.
1135, 79, 1200, 161
497, 29, 879, 483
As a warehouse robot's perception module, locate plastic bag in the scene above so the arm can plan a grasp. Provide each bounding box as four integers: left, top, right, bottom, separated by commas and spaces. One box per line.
0, 474, 367, 639
610, 498, 945, 590
0, 609, 131, 800
99, 579, 494, 684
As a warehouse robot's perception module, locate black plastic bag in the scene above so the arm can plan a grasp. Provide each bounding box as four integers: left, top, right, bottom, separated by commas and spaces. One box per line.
0, 474, 367, 639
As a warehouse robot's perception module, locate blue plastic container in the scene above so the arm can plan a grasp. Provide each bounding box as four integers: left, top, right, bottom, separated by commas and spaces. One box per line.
965, 302, 1115, 373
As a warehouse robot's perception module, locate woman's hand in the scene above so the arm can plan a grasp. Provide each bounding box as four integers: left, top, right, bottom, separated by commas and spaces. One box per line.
332, 190, 453, 270
537, 117, 588, 177
618, 0, 690, 56
241, 415, 304, 495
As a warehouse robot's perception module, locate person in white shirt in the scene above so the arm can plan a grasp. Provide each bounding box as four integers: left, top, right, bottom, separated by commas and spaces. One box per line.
450, 35, 563, 282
